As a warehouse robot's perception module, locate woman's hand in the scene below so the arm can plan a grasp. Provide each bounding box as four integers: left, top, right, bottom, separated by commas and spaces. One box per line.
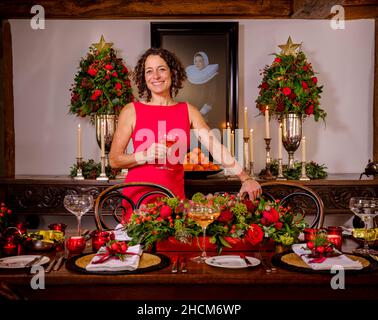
135, 142, 168, 165
239, 179, 262, 201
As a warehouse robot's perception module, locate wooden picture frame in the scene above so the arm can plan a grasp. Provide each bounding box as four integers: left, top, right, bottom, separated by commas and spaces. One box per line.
151, 22, 239, 132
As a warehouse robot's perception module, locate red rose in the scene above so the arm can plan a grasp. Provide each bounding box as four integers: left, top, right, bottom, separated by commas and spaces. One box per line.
260, 82, 269, 90
122, 66, 128, 73
88, 67, 97, 77
307, 241, 314, 250
159, 205, 172, 219
104, 64, 114, 70
115, 82, 122, 90
242, 199, 256, 213
305, 105, 314, 115
276, 102, 285, 112
112, 71, 118, 77
302, 81, 308, 89
218, 210, 234, 223
302, 66, 308, 71
311, 77, 318, 84
261, 207, 279, 225
274, 222, 283, 230
274, 57, 282, 63
104, 75, 110, 80
282, 87, 291, 96
245, 224, 264, 246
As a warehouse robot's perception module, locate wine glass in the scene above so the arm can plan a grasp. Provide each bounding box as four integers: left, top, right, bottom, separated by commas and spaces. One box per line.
187, 202, 220, 263
63, 194, 94, 236
158, 132, 179, 170
349, 197, 378, 255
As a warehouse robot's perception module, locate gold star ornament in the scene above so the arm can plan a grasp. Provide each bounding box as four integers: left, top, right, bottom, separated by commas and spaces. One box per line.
92, 35, 113, 51
278, 36, 301, 56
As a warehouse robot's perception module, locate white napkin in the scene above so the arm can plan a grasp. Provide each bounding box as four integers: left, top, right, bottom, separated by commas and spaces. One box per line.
114, 223, 132, 241
85, 244, 143, 272
292, 243, 363, 270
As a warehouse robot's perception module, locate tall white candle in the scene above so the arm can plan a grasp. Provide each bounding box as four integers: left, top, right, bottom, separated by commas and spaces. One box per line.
243, 107, 248, 138
249, 129, 254, 162
278, 123, 282, 159
302, 136, 306, 162
77, 124, 82, 158
100, 120, 105, 157
231, 130, 235, 157
264, 107, 270, 139
226, 122, 231, 154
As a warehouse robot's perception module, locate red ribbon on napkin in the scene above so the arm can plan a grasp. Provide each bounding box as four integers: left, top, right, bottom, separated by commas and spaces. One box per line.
92, 240, 139, 264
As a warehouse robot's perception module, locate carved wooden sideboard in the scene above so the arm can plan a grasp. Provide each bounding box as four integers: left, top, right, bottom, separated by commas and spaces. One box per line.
0, 174, 377, 225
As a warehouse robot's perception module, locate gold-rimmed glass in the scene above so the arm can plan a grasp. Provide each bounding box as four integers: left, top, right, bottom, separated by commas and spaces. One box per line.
187, 202, 220, 263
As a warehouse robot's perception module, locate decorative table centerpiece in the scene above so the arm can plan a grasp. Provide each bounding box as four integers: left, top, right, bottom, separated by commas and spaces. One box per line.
126, 192, 308, 253
255, 37, 327, 169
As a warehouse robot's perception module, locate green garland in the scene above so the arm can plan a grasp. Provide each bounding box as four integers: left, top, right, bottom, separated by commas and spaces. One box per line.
259, 160, 328, 180
70, 159, 121, 179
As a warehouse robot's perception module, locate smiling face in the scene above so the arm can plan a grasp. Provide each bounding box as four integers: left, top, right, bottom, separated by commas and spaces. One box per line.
144, 54, 172, 96
194, 54, 205, 70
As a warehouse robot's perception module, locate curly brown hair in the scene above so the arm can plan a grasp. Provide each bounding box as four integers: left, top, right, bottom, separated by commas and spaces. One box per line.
133, 48, 187, 102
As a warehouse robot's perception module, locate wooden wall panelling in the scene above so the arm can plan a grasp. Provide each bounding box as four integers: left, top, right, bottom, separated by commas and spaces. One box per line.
0, 20, 15, 178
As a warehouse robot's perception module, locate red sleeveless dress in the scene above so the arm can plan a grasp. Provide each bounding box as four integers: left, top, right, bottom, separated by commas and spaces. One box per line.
122, 101, 190, 221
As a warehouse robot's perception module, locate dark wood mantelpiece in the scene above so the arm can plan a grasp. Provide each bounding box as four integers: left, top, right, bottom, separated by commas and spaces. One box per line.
0, 174, 377, 218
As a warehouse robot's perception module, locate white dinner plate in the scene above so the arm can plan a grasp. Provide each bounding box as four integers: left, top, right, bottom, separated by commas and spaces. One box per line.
0, 255, 50, 269
205, 255, 260, 269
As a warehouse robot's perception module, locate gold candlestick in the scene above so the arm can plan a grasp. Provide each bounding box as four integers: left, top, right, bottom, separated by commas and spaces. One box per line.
261, 138, 275, 180
299, 161, 310, 180
74, 157, 84, 180
276, 158, 287, 180
96, 156, 109, 181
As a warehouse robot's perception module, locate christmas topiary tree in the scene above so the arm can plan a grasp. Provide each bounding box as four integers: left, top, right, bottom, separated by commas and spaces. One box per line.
256, 37, 326, 122
69, 35, 134, 118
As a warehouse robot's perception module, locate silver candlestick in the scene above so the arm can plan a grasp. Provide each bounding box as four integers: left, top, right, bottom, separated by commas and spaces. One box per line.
74, 157, 84, 180
96, 155, 109, 181
299, 161, 310, 180
276, 158, 287, 180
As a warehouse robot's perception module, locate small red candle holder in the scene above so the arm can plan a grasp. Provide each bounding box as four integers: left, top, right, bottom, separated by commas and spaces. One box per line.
48, 223, 67, 235
2, 236, 18, 256
304, 228, 319, 242
66, 236, 86, 255
91, 230, 114, 252
326, 226, 343, 251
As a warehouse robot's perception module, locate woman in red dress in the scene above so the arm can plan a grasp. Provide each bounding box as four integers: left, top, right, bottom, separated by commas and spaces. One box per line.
109, 48, 261, 221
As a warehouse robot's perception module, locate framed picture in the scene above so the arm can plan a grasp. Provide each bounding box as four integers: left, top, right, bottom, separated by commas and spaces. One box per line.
151, 22, 239, 132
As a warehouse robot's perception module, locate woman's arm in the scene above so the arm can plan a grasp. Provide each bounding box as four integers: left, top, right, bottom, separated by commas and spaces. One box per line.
109, 103, 140, 169
188, 103, 261, 200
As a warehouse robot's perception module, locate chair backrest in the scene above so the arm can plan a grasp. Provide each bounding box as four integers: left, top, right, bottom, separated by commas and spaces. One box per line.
94, 182, 175, 230
261, 181, 325, 228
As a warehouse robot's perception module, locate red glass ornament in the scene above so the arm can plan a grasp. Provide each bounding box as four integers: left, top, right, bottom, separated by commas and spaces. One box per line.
66, 236, 86, 254
48, 223, 67, 234
304, 228, 319, 242
91, 231, 111, 252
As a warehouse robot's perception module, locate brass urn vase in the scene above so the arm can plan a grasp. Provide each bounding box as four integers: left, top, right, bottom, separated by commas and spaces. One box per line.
95, 114, 118, 166
281, 113, 302, 169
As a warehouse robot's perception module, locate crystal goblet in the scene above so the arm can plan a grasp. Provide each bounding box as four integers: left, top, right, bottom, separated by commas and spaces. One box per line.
63, 194, 94, 236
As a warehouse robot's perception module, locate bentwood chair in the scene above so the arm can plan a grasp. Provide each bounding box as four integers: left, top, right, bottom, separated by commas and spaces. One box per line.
94, 182, 175, 231
260, 181, 325, 228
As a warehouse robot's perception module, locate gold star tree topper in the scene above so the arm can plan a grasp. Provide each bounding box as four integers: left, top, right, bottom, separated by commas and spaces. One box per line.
278, 36, 301, 56
92, 35, 113, 51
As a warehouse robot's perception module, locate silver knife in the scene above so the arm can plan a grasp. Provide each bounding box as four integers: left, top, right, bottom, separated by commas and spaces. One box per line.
53, 254, 64, 271
45, 254, 59, 273
25, 256, 44, 268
